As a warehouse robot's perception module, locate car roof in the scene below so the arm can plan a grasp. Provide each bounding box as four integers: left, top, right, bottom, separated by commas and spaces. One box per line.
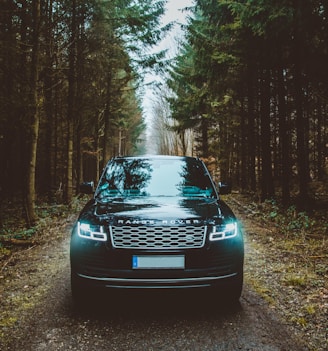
112, 155, 201, 161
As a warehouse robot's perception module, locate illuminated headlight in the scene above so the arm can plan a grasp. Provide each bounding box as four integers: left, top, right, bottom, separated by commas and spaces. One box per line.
77, 222, 107, 241
209, 222, 238, 241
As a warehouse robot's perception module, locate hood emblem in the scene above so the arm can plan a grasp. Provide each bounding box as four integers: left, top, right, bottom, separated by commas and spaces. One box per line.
117, 219, 201, 225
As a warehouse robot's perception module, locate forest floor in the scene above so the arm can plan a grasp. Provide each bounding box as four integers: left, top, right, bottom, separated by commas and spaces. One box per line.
227, 193, 328, 351
0, 192, 327, 350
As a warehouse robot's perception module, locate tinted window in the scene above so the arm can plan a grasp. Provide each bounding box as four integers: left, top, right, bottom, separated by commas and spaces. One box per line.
95, 158, 215, 201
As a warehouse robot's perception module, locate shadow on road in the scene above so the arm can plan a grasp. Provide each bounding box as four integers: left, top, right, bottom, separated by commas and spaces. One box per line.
68, 288, 243, 322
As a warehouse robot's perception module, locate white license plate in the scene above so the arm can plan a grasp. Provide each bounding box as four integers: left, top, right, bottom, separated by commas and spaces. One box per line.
132, 255, 185, 269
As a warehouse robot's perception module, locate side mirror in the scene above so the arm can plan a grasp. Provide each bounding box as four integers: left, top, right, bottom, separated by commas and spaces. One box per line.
79, 181, 94, 194
218, 181, 231, 195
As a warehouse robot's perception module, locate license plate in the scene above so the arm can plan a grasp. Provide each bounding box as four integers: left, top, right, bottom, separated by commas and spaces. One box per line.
132, 255, 185, 269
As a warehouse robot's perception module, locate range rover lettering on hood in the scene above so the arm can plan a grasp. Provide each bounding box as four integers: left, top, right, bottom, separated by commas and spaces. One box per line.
116, 219, 202, 225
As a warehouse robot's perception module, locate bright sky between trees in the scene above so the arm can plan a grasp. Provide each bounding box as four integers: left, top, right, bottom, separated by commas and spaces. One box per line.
142, 0, 193, 142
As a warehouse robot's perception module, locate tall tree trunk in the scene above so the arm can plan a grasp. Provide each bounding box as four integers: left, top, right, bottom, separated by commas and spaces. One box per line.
43, 0, 54, 198
102, 72, 112, 166
293, 2, 309, 207
95, 111, 100, 182
316, 102, 324, 180
294, 65, 309, 206
247, 71, 256, 192
200, 116, 209, 158
260, 69, 274, 201
76, 122, 83, 188
277, 67, 290, 206
1, 0, 16, 196
66, 0, 77, 204
25, 0, 41, 226
240, 99, 247, 190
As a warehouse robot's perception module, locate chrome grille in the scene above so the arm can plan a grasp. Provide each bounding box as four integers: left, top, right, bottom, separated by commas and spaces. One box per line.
110, 226, 206, 249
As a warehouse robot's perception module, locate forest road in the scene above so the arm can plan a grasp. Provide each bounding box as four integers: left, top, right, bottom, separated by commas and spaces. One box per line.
1, 233, 308, 351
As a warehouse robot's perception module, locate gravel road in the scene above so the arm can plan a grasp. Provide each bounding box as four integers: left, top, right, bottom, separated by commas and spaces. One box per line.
0, 229, 308, 351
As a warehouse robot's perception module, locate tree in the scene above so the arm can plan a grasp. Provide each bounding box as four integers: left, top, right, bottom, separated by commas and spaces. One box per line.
166, 0, 328, 207
25, 0, 41, 225
0, 0, 169, 225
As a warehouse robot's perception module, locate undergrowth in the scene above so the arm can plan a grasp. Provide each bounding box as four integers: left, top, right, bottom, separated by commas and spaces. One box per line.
259, 199, 327, 240
0, 195, 88, 253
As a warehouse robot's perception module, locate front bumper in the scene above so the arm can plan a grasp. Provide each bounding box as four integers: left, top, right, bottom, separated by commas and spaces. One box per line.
73, 271, 241, 289
71, 249, 243, 290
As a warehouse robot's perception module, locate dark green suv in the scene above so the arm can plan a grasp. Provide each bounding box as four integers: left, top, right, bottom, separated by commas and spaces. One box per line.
70, 155, 244, 303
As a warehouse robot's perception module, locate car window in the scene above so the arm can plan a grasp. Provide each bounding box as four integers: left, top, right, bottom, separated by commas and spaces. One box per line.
95, 158, 215, 201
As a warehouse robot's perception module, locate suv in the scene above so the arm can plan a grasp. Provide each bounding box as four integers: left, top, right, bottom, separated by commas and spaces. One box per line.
70, 155, 244, 303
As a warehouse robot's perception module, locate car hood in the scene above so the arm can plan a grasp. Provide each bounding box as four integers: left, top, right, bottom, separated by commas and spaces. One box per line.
79, 196, 235, 225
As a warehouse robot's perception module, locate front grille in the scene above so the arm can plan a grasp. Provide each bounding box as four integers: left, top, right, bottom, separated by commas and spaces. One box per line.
110, 226, 206, 249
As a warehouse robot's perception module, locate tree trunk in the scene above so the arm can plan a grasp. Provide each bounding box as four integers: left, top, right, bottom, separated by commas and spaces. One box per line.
95, 111, 100, 182
25, 0, 41, 226
247, 71, 257, 193
201, 116, 209, 158
294, 66, 309, 206
316, 102, 324, 180
260, 68, 274, 201
65, 0, 77, 204
43, 0, 55, 198
293, 3, 309, 208
102, 72, 112, 166
277, 67, 290, 206
240, 99, 247, 190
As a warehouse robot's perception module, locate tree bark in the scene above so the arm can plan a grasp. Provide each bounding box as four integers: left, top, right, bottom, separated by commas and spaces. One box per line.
260, 68, 274, 201
102, 72, 112, 166
277, 67, 290, 206
66, 0, 77, 204
247, 70, 257, 193
293, 2, 310, 208
25, 0, 41, 226
200, 116, 209, 158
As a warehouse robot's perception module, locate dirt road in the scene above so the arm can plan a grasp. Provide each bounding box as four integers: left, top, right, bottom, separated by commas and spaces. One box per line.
7, 283, 307, 350
0, 218, 309, 351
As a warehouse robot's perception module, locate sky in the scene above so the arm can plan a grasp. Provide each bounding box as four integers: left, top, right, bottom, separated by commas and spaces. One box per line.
141, 0, 194, 136
157, 0, 194, 53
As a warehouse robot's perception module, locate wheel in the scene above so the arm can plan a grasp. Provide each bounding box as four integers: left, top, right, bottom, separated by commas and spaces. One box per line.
71, 272, 90, 307
225, 275, 243, 302
211, 275, 243, 304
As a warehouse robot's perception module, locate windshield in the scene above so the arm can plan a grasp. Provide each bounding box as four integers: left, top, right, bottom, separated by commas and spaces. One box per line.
95, 157, 216, 202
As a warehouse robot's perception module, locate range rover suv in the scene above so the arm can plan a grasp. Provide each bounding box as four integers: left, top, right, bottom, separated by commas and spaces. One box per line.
70, 155, 244, 303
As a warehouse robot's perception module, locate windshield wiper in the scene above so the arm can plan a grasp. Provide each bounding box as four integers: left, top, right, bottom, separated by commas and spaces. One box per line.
95, 195, 124, 204
106, 179, 125, 197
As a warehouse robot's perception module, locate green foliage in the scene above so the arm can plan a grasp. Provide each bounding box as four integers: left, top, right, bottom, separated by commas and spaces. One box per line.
12, 228, 37, 241
290, 316, 307, 328
265, 200, 316, 236
0, 199, 82, 247
228, 0, 294, 38
0, 246, 11, 258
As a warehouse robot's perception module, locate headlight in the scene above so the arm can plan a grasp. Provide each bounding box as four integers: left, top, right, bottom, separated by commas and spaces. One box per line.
209, 222, 238, 241
77, 222, 107, 241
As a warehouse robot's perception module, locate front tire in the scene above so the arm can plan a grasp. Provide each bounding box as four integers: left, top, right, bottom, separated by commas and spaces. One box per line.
225, 275, 243, 302
211, 274, 243, 304
71, 272, 90, 307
